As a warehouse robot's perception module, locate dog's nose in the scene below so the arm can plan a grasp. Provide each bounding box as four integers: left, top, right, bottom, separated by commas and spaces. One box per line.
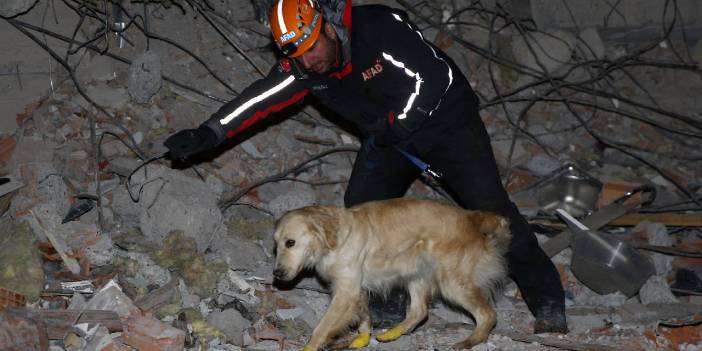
273, 268, 285, 279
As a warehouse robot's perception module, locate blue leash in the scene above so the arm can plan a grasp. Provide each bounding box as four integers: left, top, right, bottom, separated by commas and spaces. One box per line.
393, 146, 443, 181
366, 136, 456, 204
393, 146, 457, 204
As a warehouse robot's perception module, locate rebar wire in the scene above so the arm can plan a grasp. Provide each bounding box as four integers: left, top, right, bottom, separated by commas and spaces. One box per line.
6, 18, 127, 233
61, 0, 110, 55
126, 153, 168, 202
111, 1, 241, 95
7, 20, 146, 159
41, 0, 58, 94
505, 0, 702, 208
483, 6, 555, 173
184, 0, 266, 77
218, 147, 359, 211
10, 19, 227, 104
566, 102, 702, 208
397, 0, 702, 209
456, 1, 700, 135
399, 0, 702, 136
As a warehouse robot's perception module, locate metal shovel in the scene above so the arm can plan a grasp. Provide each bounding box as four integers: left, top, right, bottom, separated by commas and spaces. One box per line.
556, 209, 655, 297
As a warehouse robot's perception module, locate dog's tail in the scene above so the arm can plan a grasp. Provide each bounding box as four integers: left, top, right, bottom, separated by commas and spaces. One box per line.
473, 211, 512, 256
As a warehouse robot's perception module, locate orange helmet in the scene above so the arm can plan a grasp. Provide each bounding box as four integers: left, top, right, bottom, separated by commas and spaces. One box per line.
270, 0, 323, 57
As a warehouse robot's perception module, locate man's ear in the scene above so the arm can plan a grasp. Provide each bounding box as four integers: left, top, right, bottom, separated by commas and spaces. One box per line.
324, 22, 336, 40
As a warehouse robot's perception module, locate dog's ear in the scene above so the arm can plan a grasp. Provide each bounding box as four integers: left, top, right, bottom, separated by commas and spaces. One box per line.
303, 206, 339, 250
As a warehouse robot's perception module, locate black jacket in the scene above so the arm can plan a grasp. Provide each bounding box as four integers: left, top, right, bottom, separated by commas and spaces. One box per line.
202, 5, 478, 149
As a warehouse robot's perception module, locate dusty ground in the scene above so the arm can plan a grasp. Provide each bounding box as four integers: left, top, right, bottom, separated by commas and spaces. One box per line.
1, 0, 702, 350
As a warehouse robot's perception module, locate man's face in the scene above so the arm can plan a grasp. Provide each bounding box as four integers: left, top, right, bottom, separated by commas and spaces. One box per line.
296, 23, 338, 74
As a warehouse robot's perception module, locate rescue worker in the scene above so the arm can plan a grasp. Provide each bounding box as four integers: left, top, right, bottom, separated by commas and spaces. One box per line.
164, 0, 568, 335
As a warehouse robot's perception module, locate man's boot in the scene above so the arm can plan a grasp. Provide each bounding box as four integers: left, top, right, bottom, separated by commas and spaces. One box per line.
534, 301, 568, 334
369, 289, 407, 328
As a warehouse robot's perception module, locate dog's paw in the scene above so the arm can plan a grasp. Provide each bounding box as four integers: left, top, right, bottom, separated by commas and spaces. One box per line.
349, 332, 371, 348
452, 340, 475, 350
376, 325, 405, 342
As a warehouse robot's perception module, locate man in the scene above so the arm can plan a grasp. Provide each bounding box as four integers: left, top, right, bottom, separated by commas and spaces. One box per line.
164, 0, 568, 335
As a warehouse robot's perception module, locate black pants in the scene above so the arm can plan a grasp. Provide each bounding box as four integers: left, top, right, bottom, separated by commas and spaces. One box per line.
344, 114, 565, 319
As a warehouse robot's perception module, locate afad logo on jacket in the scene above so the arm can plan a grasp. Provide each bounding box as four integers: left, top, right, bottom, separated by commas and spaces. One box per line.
362, 59, 384, 82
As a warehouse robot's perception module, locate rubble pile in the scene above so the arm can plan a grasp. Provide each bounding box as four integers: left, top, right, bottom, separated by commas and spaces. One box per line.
1, 0, 701, 350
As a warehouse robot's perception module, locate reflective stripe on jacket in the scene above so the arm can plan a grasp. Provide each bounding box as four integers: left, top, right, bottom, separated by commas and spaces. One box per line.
203, 5, 475, 145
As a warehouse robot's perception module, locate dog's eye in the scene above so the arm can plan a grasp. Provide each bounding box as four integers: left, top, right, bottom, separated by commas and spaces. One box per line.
285, 239, 296, 248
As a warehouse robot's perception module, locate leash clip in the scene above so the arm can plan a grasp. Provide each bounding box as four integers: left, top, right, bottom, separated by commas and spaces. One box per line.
424, 167, 442, 181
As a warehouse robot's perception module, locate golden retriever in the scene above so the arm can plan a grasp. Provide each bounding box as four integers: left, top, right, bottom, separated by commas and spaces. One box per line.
273, 198, 511, 350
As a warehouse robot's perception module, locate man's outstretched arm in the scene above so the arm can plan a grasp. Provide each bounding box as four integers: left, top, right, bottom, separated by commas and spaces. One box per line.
165, 59, 308, 160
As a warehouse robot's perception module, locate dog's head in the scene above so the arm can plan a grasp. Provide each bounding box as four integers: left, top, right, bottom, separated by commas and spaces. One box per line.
272, 206, 339, 281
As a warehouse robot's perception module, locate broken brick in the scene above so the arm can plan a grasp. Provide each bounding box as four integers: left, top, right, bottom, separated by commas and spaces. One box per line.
122, 315, 185, 351
0, 287, 26, 308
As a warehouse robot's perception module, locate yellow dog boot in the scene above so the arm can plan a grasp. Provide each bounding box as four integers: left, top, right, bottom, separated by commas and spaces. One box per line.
349, 332, 371, 349
376, 325, 405, 342
302, 345, 315, 351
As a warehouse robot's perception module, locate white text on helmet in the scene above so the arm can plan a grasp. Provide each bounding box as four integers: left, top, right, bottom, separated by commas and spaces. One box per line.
280, 31, 296, 43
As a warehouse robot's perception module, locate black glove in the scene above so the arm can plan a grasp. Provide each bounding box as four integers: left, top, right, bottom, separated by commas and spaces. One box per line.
164, 125, 217, 160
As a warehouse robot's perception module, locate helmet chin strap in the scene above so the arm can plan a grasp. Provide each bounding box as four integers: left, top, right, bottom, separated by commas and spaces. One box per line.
334, 36, 341, 67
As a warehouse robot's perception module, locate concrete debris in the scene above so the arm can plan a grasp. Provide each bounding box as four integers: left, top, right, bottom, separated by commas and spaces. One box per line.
0, 221, 44, 301
511, 29, 576, 74
0, 0, 701, 350
639, 275, 679, 305
128, 51, 162, 104
216, 269, 258, 305
239, 140, 265, 159
258, 181, 316, 218
68, 292, 86, 310
80, 83, 130, 110
634, 221, 675, 276
3, 307, 122, 340
521, 152, 561, 177
152, 231, 227, 298
0, 0, 37, 18
83, 232, 115, 267
215, 232, 268, 273
113, 251, 172, 290
175, 307, 223, 341
0, 307, 49, 351
134, 279, 179, 315
116, 164, 225, 251
571, 289, 629, 307
430, 303, 473, 325
178, 278, 201, 309
246, 340, 280, 351
576, 28, 605, 60
275, 307, 305, 321
206, 308, 251, 345
207, 337, 245, 351
76, 53, 117, 84
84, 280, 141, 318
82, 324, 123, 351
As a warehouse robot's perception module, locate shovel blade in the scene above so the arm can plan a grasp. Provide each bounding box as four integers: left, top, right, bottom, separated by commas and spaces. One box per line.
571, 232, 655, 297
557, 209, 655, 297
